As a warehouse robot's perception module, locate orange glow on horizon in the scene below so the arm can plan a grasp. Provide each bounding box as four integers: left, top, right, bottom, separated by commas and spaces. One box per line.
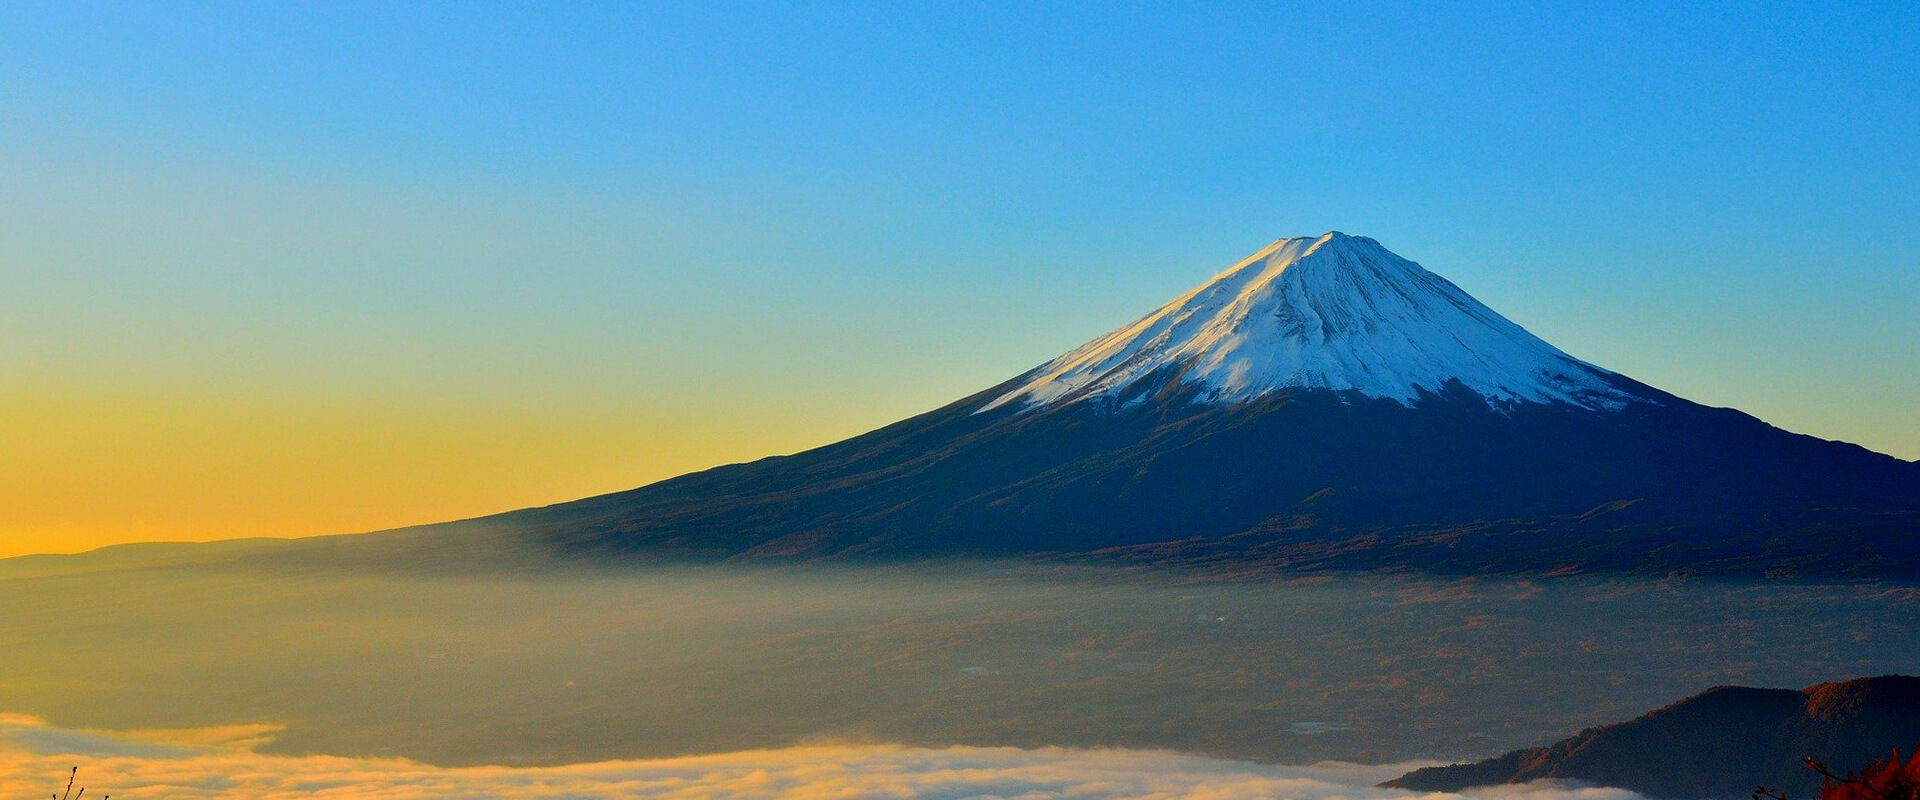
0, 382, 846, 560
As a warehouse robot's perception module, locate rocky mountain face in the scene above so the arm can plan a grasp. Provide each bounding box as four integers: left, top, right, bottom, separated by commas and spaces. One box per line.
1384, 676, 1920, 799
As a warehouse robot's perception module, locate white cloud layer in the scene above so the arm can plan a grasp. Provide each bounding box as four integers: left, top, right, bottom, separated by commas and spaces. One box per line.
0, 713, 1647, 800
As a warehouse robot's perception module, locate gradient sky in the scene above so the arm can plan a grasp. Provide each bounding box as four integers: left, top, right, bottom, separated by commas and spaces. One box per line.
3, 2, 1916, 557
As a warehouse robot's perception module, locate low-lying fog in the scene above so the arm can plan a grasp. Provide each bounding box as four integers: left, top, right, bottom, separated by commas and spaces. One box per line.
4, 543, 1917, 771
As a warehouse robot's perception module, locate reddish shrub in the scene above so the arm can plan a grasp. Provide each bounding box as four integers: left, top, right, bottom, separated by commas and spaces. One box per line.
1813, 751, 1920, 800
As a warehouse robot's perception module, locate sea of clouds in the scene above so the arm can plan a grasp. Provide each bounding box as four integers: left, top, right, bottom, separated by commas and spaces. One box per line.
0, 713, 1651, 800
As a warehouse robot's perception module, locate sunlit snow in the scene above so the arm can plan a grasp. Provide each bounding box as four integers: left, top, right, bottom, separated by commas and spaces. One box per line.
984, 232, 1634, 413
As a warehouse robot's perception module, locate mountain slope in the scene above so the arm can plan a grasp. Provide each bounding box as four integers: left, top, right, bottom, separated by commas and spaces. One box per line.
986, 233, 1629, 411
396, 233, 1919, 576
1383, 676, 1920, 799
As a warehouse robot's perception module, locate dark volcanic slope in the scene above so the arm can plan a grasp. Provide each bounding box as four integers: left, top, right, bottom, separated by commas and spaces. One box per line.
1384, 676, 1920, 799
377, 234, 1920, 577
403, 371, 1920, 576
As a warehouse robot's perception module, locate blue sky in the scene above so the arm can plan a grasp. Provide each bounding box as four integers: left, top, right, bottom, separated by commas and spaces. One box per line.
2, 2, 1916, 551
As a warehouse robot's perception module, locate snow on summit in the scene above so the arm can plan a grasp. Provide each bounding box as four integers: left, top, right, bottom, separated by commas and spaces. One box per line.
984, 232, 1634, 413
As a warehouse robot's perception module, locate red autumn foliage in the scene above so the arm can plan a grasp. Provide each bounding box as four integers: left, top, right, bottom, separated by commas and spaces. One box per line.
1757, 751, 1920, 800
1812, 751, 1920, 800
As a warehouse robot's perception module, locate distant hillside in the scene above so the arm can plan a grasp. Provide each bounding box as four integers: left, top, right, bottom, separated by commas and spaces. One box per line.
1384, 676, 1920, 799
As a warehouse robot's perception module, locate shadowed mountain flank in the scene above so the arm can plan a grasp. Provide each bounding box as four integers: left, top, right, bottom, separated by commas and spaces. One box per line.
1384, 676, 1920, 799
370, 233, 1919, 577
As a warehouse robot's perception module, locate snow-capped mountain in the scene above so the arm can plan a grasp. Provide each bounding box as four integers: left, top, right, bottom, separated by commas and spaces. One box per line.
986, 232, 1630, 412
387, 234, 1920, 577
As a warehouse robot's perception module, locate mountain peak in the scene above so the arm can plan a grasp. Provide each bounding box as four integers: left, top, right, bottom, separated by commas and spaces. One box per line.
982, 234, 1636, 413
